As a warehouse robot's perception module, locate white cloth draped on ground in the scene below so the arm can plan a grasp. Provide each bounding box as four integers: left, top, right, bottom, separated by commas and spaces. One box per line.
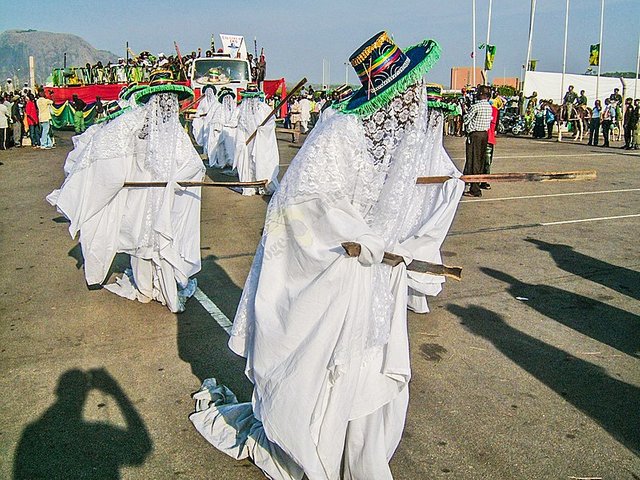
232, 97, 280, 196
209, 94, 238, 169
192, 87, 219, 148
47, 93, 206, 313
191, 84, 463, 478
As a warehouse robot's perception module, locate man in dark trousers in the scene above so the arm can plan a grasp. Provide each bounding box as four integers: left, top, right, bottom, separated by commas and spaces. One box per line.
463, 85, 492, 197
622, 97, 635, 149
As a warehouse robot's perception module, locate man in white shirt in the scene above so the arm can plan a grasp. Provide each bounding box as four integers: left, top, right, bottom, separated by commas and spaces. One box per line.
298, 95, 311, 133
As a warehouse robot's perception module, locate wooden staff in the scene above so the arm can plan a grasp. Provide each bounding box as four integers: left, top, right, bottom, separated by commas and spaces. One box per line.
245, 77, 307, 145
123, 179, 268, 188
341, 242, 462, 280
180, 95, 202, 113
174, 40, 188, 81
416, 170, 597, 185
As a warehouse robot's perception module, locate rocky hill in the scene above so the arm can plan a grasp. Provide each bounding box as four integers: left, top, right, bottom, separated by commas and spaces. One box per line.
0, 29, 118, 87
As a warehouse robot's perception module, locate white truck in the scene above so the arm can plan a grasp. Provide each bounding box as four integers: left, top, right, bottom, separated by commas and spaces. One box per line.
189, 54, 252, 98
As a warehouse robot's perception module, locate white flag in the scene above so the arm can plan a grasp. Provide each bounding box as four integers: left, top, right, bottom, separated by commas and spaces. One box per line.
220, 34, 247, 59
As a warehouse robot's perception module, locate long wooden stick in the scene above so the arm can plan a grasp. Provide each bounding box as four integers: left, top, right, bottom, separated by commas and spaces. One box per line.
180, 95, 202, 113
416, 170, 597, 185
341, 242, 462, 280
123, 179, 268, 188
245, 77, 307, 145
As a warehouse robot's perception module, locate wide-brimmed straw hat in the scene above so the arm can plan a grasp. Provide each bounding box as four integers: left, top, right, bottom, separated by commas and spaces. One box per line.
335, 31, 440, 117
134, 69, 194, 104
242, 82, 264, 100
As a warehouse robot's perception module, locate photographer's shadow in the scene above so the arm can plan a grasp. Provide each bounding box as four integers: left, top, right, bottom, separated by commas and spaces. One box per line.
14, 368, 152, 480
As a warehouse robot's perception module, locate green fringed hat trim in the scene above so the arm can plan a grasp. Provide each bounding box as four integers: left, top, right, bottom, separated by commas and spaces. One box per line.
120, 84, 146, 101
333, 39, 441, 118
134, 84, 194, 104
96, 106, 131, 124
241, 91, 265, 99
427, 100, 461, 114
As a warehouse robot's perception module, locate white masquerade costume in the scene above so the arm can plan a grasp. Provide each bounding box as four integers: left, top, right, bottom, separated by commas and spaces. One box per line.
233, 97, 280, 196
192, 88, 219, 148
190, 85, 464, 478
209, 94, 238, 169
47, 93, 206, 313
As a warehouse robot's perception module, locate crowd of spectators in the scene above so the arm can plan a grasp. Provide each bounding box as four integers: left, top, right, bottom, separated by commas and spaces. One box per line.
51, 48, 267, 87
0, 82, 55, 150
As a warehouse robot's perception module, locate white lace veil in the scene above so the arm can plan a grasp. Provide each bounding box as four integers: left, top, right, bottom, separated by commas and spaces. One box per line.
233, 82, 460, 352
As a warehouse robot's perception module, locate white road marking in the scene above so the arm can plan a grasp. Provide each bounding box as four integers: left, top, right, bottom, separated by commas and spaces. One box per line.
461, 188, 640, 203
450, 151, 635, 161
451, 213, 640, 235
541, 214, 640, 226
193, 287, 233, 335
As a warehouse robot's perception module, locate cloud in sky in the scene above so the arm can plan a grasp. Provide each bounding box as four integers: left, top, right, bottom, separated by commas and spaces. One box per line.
1, 0, 638, 86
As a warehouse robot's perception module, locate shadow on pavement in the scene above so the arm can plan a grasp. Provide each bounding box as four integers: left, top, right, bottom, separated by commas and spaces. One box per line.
481, 267, 640, 358
178, 254, 253, 401
526, 238, 640, 301
448, 304, 640, 456
13, 368, 152, 480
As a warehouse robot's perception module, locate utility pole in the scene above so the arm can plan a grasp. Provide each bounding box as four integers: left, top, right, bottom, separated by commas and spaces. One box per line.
595, 0, 605, 101
483, 0, 493, 85
472, 0, 477, 86
558, 0, 570, 142
524, 0, 537, 91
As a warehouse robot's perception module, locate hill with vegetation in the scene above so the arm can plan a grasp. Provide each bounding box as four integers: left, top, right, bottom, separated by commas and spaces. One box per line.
0, 29, 118, 87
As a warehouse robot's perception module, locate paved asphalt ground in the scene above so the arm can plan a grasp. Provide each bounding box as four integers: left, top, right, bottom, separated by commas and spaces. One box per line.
0, 125, 639, 480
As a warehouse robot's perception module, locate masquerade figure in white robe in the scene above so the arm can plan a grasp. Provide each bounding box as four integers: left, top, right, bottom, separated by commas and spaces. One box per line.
47, 88, 205, 313
209, 89, 238, 169
233, 93, 280, 196
192, 86, 219, 148
190, 32, 463, 479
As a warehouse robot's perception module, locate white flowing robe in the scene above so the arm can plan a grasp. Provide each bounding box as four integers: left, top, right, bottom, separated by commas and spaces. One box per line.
192, 88, 219, 148
209, 95, 238, 169
233, 98, 280, 195
191, 91, 464, 478
47, 93, 206, 313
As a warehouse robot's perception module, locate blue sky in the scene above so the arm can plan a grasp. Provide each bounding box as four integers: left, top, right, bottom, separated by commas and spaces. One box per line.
2, 0, 638, 86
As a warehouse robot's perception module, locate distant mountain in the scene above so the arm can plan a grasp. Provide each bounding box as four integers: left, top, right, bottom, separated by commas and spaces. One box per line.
0, 29, 118, 87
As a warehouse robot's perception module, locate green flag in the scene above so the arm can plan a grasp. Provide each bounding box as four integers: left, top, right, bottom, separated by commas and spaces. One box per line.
589, 43, 600, 66
528, 59, 537, 71
484, 44, 496, 70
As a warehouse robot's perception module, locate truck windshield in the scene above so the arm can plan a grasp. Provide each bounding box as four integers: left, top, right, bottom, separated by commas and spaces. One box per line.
193, 59, 249, 85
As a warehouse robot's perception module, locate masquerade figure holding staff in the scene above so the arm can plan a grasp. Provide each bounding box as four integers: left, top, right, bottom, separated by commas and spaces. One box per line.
190, 31, 464, 479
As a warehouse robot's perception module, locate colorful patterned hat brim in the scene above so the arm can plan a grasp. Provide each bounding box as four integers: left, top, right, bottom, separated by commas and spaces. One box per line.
334, 39, 440, 117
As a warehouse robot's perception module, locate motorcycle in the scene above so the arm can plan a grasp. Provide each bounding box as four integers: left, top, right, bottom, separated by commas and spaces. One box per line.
498, 111, 527, 135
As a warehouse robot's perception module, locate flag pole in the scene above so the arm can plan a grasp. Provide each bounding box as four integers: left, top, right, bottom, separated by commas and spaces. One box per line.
484, 0, 493, 85
558, 0, 570, 143
524, 0, 537, 89
635, 34, 640, 99
472, 0, 477, 86
596, 0, 605, 101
